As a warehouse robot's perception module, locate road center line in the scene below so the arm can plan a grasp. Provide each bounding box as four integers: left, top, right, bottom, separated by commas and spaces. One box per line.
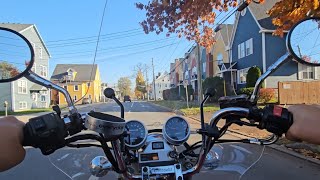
131, 102, 134, 108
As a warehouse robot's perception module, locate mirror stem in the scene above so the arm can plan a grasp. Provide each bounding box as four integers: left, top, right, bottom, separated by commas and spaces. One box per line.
25, 71, 78, 115
250, 52, 291, 103
112, 97, 124, 119
200, 95, 210, 145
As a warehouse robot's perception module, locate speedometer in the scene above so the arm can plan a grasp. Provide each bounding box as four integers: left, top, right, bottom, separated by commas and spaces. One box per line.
124, 120, 147, 149
163, 116, 190, 145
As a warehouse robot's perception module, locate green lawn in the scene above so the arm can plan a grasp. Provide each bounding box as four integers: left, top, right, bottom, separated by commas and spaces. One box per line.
152, 100, 220, 115
0, 108, 52, 116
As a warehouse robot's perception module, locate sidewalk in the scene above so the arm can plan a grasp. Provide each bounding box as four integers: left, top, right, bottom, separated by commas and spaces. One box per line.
188, 111, 320, 162
188, 112, 272, 138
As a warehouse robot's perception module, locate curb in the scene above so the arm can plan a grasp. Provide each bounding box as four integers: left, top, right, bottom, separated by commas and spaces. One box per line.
186, 115, 320, 166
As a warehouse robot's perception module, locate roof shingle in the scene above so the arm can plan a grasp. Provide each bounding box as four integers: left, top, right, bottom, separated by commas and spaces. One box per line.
51, 64, 98, 82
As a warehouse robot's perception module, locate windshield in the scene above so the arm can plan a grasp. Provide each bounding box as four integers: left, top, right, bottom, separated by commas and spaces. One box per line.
44, 127, 265, 180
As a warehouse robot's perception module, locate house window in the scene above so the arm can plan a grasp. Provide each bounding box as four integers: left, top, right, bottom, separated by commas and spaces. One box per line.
238, 38, 253, 59
31, 63, 36, 72
40, 65, 47, 77
74, 85, 79, 91
74, 95, 77, 101
41, 95, 46, 102
32, 93, 37, 101
87, 82, 90, 87
19, 101, 27, 109
300, 64, 315, 79
38, 46, 43, 58
165, 84, 167, 87
88, 94, 92, 99
18, 80, 27, 94
63, 85, 67, 90
41, 90, 48, 95
203, 62, 206, 73
237, 68, 250, 84
245, 38, 253, 56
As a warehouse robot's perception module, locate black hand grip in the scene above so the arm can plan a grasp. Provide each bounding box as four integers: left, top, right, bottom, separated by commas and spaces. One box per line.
258, 105, 293, 136
22, 113, 68, 155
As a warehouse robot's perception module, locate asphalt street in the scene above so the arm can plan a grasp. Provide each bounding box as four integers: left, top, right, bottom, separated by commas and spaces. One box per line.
1, 101, 320, 180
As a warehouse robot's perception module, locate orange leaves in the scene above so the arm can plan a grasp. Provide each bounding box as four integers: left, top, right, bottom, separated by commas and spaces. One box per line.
137, 0, 320, 48
136, 0, 232, 49
268, 0, 320, 36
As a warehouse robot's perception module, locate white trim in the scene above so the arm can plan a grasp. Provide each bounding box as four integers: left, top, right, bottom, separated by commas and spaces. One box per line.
230, 12, 240, 55
11, 82, 15, 111
74, 85, 79, 91
19, 25, 51, 57
18, 101, 27, 110
17, 80, 27, 94
262, 32, 266, 73
259, 30, 289, 33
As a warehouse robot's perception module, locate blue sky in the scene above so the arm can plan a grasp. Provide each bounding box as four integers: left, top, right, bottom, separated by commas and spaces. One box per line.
0, 0, 234, 85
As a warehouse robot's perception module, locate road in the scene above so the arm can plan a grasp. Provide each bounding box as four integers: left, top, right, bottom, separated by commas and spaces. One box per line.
1, 101, 319, 180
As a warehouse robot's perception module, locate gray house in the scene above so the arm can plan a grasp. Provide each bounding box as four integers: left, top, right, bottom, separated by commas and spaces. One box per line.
0, 23, 51, 111
230, 0, 319, 90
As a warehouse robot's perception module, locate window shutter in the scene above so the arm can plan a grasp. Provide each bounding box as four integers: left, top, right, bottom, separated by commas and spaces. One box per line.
297, 63, 303, 80
314, 67, 319, 79
238, 44, 241, 59
249, 38, 253, 55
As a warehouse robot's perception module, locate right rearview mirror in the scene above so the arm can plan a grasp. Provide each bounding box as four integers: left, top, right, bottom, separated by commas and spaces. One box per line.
287, 17, 320, 66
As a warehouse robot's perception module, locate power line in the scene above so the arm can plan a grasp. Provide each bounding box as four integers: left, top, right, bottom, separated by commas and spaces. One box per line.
51, 37, 175, 56
46, 28, 141, 43
53, 42, 180, 63
74, 0, 109, 104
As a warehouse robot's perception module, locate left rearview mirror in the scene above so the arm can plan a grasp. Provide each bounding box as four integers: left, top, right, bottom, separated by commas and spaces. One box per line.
0, 27, 34, 83
287, 17, 320, 66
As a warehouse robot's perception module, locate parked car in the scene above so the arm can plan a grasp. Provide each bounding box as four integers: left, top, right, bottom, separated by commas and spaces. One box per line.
123, 95, 131, 102
82, 97, 92, 104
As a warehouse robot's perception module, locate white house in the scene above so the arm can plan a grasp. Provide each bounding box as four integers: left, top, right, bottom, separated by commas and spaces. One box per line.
150, 72, 170, 100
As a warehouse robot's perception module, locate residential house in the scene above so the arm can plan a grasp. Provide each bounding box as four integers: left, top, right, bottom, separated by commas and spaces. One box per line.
150, 72, 170, 100
230, 0, 319, 91
169, 58, 184, 88
0, 23, 51, 111
209, 24, 235, 83
50, 64, 101, 105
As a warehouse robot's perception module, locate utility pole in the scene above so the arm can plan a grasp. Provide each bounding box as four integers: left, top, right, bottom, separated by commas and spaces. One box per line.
152, 58, 157, 101
297, 45, 302, 58
145, 64, 150, 101
196, 44, 203, 104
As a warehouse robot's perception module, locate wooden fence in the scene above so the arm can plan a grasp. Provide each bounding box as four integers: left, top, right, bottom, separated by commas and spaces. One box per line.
278, 81, 320, 104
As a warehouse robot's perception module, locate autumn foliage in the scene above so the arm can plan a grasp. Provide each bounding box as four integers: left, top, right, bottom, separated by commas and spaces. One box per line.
136, 0, 320, 48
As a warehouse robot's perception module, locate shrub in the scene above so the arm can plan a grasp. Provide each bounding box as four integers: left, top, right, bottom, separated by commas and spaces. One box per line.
238, 87, 254, 96
202, 76, 224, 101
259, 88, 275, 103
246, 66, 261, 88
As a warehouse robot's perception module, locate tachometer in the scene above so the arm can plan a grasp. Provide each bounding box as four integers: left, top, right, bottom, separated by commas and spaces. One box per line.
163, 116, 190, 145
124, 120, 147, 149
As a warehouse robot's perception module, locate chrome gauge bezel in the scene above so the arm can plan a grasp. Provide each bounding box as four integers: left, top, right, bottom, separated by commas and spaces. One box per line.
162, 116, 191, 146
124, 120, 148, 150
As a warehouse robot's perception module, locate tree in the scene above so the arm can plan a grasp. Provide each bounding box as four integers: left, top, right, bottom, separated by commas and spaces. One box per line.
135, 70, 147, 99
268, 0, 320, 37
246, 66, 261, 88
202, 76, 224, 100
0, 61, 20, 79
118, 77, 132, 97
136, 0, 319, 48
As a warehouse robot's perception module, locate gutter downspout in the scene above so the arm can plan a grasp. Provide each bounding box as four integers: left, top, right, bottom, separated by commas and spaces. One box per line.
262, 32, 267, 87
11, 81, 15, 112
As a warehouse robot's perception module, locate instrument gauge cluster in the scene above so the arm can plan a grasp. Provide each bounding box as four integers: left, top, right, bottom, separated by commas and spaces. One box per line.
124, 120, 147, 149
163, 116, 190, 145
